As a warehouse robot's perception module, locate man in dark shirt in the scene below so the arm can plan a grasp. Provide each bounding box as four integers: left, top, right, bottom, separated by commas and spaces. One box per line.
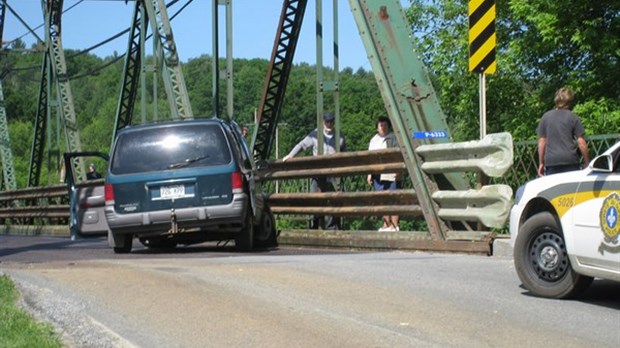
86, 163, 102, 180
537, 87, 590, 176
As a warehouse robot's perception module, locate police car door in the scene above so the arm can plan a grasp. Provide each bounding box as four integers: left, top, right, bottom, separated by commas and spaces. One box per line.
571, 146, 620, 272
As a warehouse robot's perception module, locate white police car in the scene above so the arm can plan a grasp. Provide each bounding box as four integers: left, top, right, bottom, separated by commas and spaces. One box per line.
510, 140, 620, 298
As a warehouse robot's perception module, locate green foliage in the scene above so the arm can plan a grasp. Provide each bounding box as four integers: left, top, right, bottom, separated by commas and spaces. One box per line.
574, 99, 620, 136
1, 0, 617, 196
404, 0, 619, 142
0, 275, 63, 348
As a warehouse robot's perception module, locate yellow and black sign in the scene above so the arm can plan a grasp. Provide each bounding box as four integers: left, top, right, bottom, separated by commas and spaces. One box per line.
468, 0, 496, 74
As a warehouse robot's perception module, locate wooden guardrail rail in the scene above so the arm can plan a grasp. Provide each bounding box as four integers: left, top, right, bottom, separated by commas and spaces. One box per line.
267, 190, 420, 216
0, 184, 69, 221
0, 181, 101, 221
257, 148, 405, 180
257, 148, 415, 216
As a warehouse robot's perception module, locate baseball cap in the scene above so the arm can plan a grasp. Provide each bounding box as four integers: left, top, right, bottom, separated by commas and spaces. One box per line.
323, 112, 335, 122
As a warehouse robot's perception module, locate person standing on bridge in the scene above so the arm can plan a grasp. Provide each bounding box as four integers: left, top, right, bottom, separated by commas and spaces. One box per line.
537, 87, 590, 176
86, 163, 102, 180
282, 112, 346, 230
367, 116, 400, 232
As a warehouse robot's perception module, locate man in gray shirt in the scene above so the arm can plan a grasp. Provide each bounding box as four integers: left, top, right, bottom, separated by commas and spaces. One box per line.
537, 87, 590, 176
283, 112, 346, 229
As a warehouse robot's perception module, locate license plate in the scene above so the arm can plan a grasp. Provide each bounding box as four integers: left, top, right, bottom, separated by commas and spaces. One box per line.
160, 185, 185, 199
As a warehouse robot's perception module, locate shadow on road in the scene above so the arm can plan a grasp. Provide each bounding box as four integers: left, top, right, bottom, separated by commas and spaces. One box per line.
518, 280, 620, 311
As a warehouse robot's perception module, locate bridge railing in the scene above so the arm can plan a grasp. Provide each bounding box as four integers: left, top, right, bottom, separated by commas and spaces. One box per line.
268, 134, 620, 195
495, 134, 619, 188
257, 148, 416, 216
0, 184, 69, 222
0, 180, 103, 225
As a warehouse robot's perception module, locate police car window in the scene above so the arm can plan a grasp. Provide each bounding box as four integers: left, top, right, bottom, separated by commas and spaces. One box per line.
111, 124, 231, 174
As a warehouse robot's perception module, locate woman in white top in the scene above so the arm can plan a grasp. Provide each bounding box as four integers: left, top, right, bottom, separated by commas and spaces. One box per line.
366, 116, 399, 231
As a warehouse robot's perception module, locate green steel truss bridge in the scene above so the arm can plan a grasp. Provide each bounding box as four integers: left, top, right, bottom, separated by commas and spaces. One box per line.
0, 0, 588, 254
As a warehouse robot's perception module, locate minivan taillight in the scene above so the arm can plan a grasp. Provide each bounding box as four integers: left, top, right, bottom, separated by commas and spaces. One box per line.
104, 183, 115, 202
232, 172, 243, 193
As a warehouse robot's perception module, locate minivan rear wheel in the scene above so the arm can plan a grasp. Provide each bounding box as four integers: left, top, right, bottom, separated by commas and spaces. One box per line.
235, 210, 254, 252
108, 230, 133, 254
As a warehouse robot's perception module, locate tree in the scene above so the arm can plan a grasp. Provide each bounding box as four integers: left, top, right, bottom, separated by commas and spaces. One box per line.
404, 0, 620, 141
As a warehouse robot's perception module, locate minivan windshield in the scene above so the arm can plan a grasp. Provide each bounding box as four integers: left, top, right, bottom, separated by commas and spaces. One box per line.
111, 123, 231, 175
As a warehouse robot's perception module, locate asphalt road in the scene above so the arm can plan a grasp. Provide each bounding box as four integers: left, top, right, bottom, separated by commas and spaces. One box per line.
1, 235, 619, 348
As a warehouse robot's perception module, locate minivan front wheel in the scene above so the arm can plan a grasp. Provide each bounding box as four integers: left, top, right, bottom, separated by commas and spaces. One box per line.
235, 210, 254, 252
255, 207, 277, 248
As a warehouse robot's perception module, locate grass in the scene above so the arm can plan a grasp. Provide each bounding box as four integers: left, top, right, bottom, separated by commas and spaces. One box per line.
0, 274, 63, 348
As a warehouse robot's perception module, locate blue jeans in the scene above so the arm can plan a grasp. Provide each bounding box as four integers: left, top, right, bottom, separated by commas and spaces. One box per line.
310, 178, 340, 230
545, 164, 580, 175
372, 179, 397, 191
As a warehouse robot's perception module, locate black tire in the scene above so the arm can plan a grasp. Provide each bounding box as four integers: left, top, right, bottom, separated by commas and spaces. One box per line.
254, 207, 278, 248
235, 210, 254, 252
108, 230, 133, 254
514, 212, 593, 299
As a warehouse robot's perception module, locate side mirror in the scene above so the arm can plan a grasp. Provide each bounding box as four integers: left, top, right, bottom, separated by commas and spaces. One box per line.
589, 154, 613, 173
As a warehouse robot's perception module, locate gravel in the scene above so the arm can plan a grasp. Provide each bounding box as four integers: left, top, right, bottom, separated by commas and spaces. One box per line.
3, 270, 135, 348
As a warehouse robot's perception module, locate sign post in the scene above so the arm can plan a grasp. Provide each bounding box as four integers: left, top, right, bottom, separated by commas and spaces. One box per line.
468, 0, 496, 139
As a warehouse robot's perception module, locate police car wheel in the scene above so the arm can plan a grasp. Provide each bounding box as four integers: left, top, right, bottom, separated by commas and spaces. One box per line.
514, 211, 593, 299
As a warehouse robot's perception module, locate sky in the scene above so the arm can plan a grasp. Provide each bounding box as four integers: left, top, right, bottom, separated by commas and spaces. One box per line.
2, 0, 384, 71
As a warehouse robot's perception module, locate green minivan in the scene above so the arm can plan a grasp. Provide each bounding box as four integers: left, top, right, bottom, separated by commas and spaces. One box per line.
103, 118, 276, 253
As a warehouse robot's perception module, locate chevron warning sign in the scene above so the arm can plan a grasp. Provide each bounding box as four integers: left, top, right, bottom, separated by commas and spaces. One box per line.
468, 0, 496, 74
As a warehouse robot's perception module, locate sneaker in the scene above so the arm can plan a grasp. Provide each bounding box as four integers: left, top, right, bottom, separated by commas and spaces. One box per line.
387, 226, 397, 232
378, 226, 390, 232
395, 226, 400, 232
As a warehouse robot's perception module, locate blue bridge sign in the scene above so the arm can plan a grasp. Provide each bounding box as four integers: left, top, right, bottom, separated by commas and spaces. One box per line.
413, 131, 448, 139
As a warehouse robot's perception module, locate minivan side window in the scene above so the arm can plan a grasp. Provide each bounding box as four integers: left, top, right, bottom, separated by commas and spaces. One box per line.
111, 124, 231, 175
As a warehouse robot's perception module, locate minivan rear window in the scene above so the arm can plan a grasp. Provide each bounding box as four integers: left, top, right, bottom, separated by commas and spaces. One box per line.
111, 124, 231, 175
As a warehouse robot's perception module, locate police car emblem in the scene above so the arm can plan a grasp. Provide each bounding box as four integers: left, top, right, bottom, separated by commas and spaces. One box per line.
600, 192, 620, 244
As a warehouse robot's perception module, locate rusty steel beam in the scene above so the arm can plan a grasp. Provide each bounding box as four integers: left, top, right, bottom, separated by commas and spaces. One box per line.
253, 0, 308, 161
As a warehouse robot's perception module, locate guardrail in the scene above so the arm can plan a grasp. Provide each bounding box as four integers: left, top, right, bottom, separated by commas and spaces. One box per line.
0, 180, 102, 223
257, 148, 405, 180
258, 148, 413, 217
267, 190, 420, 216
260, 133, 514, 229
0, 184, 69, 222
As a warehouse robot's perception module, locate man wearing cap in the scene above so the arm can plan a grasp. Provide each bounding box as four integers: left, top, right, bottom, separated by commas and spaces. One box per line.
282, 112, 346, 230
